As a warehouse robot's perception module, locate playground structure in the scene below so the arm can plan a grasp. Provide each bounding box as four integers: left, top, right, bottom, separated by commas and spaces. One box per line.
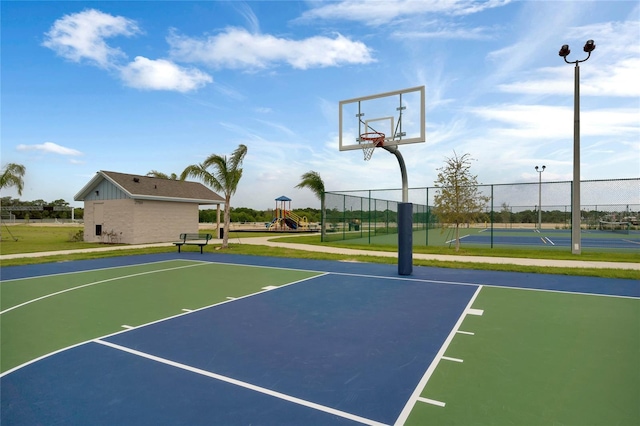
267, 196, 309, 231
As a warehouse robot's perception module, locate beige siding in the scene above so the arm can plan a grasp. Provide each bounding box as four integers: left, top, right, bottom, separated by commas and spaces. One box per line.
131, 200, 197, 243
83, 199, 200, 244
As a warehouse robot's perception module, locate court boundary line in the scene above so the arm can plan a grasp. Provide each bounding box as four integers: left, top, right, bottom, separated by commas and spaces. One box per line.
197, 259, 638, 300
4, 256, 637, 300
0, 259, 191, 283
93, 339, 387, 426
394, 285, 484, 425
0, 262, 210, 315
0, 272, 328, 377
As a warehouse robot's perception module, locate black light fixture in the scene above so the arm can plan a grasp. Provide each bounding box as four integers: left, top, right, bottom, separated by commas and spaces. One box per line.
559, 44, 570, 57
583, 39, 595, 53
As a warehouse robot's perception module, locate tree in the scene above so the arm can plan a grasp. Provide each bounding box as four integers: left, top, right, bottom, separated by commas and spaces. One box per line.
181, 144, 247, 249
147, 170, 180, 180
0, 163, 26, 196
500, 202, 511, 227
433, 151, 489, 251
295, 171, 326, 238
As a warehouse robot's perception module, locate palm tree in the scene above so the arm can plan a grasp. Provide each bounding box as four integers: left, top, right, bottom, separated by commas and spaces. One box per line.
0, 163, 26, 196
147, 170, 179, 180
181, 144, 247, 249
295, 171, 326, 239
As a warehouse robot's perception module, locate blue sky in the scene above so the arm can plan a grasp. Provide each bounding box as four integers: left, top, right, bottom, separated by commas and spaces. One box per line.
2, 0, 638, 209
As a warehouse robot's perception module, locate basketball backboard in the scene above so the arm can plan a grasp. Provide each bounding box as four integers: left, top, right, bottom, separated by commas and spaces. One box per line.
339, 86, 425, 152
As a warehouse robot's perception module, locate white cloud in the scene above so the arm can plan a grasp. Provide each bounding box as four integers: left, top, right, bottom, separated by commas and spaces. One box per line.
167, 28, 374, 70
299, 0, 512, 25
42, 9, 140, 68
16, 142, 83, 156
392, 25, 496, 40
119, 56, 213, 92
469, 104, 639, 139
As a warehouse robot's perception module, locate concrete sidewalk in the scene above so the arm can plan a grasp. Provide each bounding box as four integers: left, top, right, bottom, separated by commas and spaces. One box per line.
2, 236, 638, 271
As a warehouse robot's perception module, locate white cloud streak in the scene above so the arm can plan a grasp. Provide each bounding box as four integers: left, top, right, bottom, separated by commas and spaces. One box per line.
168, 28, 374, 70
299, 0, 512, 25
16, 142, 83, 156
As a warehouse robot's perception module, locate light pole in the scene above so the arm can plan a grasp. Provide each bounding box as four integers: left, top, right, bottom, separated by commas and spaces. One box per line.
559, 39, 595, 255
535, 165, 546, 230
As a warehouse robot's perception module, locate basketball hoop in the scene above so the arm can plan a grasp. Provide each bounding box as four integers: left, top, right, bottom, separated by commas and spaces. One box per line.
359, 132, 385, 161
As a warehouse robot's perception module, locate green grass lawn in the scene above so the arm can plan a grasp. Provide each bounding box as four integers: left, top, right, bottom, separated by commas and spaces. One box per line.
1, 225, 639, 280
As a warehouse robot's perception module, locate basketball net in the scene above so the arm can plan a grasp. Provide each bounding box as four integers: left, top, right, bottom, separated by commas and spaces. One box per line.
359, 132, 385, 161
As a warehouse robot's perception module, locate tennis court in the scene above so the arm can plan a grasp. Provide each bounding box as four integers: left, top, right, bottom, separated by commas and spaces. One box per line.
462, 228, 640, 250
1, 253, 638, 425
336, 227, 640, 251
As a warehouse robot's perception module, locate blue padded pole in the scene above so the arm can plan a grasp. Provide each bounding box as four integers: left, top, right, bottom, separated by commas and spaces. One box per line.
398, 202, 413, 275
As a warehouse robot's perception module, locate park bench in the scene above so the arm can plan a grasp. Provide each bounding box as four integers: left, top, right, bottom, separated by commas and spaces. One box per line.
173, 233, 213, 254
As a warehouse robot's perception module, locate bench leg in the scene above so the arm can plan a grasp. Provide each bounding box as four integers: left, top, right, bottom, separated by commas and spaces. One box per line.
200, 245, 204, 254
177, 245, 181, 253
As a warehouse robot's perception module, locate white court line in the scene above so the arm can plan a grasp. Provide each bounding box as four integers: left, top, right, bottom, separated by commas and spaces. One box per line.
262, 286, 279, 290
94, 339, 386, 426
456, 330, 474, 335
182, 309, 193, 313
445, 234, 470, 244
467, 308, 484, 316
0, 262, 209, 315
442, 356, 463, 363
417, 397, 446, 407
394, 285, 484, 426
0, 259, 196, 283
1, 273, 329, 377
545, 237, 555, 245
205, 259, 639, 300
121, 325, 134, 329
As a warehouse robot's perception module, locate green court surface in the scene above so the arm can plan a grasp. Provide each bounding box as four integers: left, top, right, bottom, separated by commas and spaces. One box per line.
406, 286, 639, 425
0, 260, 319, 372
2, 259, 638, 424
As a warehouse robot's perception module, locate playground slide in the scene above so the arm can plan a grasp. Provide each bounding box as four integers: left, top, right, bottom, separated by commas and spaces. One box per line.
266, 218, 278, 229
284, 218, 298, 229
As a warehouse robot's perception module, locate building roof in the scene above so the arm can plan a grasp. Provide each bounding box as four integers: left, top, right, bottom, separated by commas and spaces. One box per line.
74, 171, 224, 204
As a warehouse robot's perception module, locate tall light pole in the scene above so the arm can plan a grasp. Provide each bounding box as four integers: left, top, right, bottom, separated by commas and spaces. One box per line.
535, 165, 546, 230
559, 39, 595, 255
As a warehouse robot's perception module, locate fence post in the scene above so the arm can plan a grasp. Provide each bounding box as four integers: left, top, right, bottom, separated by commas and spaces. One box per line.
490, 185, 494, 248
368, 191, 371, 244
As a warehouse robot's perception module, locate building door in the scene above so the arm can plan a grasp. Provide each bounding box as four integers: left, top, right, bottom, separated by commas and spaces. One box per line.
94, 202, 104, 237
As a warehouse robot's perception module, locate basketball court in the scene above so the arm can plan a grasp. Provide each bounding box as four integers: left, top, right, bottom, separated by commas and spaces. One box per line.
1, 253, 638, 425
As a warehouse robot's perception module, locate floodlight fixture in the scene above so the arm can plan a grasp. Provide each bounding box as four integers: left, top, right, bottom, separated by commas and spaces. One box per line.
583, 39, 595, 53
559, 44, 570, 57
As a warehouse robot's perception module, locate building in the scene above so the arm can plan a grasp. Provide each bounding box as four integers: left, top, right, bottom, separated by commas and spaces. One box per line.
74, 171, 223, 244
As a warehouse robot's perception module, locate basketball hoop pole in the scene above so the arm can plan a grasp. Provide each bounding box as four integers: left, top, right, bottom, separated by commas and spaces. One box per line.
382, 145, 413, 275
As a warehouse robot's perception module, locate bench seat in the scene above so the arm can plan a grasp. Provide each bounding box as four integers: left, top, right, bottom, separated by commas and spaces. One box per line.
173, 233, 213, 254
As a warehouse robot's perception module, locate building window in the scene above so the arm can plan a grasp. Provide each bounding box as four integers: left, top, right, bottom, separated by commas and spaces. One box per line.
96, 224, 102, 236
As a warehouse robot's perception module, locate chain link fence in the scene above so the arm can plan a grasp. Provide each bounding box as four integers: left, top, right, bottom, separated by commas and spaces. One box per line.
323, 178, 639, 251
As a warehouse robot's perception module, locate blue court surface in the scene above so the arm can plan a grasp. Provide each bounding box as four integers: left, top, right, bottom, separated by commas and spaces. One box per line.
458, 228, 640, 250
1, 253, 639, 425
